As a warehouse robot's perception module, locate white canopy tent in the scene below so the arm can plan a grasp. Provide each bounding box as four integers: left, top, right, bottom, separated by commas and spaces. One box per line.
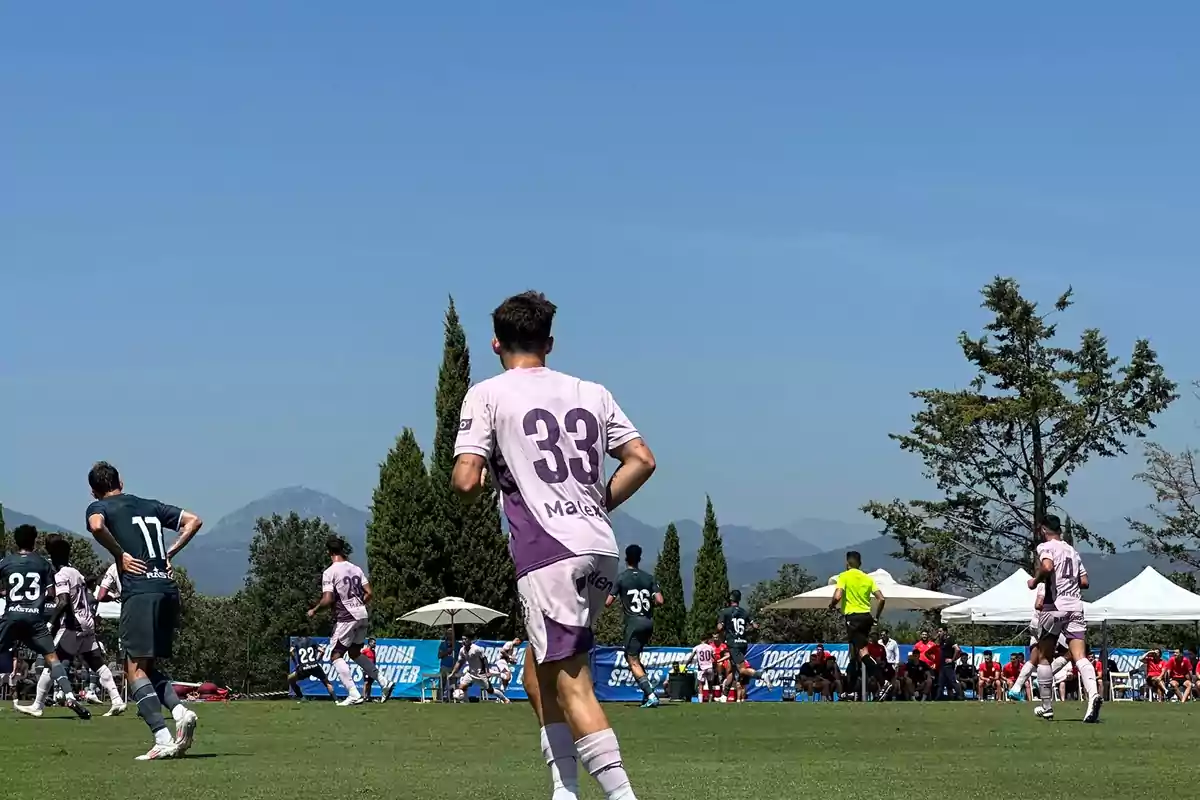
1088, 567, 1200, 624
765, 569, 965, 612
941, 568, 1095, 624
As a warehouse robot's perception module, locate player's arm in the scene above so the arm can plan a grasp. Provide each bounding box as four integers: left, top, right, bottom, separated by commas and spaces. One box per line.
652, 579, 664, 606
451, 387, 494, 504
604, 438, 655, 512
1027, 554, 1055, 588
86, 510, 147, 576
308, 574, 335, 618
1078, 565, 1089, 590
828, 587, 844, 612
48, 574, 70, 629
872, 587, 886, 618
363, 578, 374, 605
164, 508, 203, 561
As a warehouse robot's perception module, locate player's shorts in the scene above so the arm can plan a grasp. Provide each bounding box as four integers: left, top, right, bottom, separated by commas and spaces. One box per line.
294, 666, 326, 682
844, 612, 875, 650
729, 646, 749, 674
1035, 610, 1086, 642
0, 617, 57, 656
331, 618, 369, 651
458, 672, 491, 691
623, 617, 654, 658
120, 591, 180, 660
698, 667, 716, 687
496, 661, 513, 682
518, 553, 618, 665
54, 628, 101, 659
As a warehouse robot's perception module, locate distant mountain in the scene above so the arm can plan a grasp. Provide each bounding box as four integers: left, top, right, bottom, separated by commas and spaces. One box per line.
1, 507, 74, 534
182, 487, 369, 595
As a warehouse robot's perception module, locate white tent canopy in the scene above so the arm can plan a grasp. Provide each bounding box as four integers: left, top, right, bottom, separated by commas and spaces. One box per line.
765, 568, 965, 612
941, 568, 1095, 624
1087, 566, 1200, 624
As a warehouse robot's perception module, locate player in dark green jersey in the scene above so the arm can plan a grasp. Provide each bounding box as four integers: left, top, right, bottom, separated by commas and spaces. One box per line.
0, 525, 91, 719
606, 544, 664, 708
85, 461, 204, 761
289, 636, 335, 700
716, 590, 759, 702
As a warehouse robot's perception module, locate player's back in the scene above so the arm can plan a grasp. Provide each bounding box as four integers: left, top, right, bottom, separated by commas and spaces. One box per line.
0, 552, 54, 619
1037, 539, 1085, 611
55, 565, 94, 632
322, 561, 367, 622
694, 642, 715, 670
616, 568, 657, 619
721, 606, 752, 646
86, 493, 183, 595
458, 367, 641, 577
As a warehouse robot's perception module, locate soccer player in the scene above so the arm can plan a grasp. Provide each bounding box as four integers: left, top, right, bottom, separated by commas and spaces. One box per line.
684, 635, 717, 702
717, 590, 758, 703
452, 635, 509, 703
85, 462, 202, 758
97, 561, 122, 603
289, 636, 335, 700
1026, 513, 1100, 723
0, 525, 91, 720
451, 290, 656, 800
15, 534, 125, 717
829, 550, 886, 699
606, 544, 663, 708
307, 536, 394, 706
496, 636, 523, 696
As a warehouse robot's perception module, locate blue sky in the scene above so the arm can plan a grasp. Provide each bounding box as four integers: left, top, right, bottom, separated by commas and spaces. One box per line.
4, 3, 1199, 531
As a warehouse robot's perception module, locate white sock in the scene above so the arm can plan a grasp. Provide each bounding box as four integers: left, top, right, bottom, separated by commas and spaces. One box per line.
34, 669, 53, 709
97, 665, 122, 704
1052, 656, 1072, 686
1015, 660, 1036, 687
577, 729, 636, 800
333, 658, 360, 697
172, 703, 191, 723
1037, 664, 1054, 711
540, 723, 580, 800
1075, 658, 1098, 699
154, 727, 173, 746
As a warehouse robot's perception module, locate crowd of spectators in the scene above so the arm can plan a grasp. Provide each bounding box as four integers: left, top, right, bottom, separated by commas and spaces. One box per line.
0, 647, 122, 703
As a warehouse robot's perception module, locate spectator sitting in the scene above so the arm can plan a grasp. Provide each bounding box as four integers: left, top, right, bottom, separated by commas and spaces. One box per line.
817, 648, 844, 698
1142, 649, 1167, 701
1002, 653, 1025, 698
1166, 649, 1193, 702
794, 653, 831, 701
955, 652, 977, 698
976, 651, 1003, 702
898, 650, 933, 701
1087, 648, 1105, 701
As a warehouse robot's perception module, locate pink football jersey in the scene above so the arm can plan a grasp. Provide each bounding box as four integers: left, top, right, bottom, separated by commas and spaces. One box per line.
693, 642, 715, 672
321, 560, 369, 622
1036, 539, 1086, 612
454, 366, 641, 577
54, 565, 95, 634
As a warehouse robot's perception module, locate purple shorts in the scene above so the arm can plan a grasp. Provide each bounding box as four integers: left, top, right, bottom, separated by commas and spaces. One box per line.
518, 553, 618, 665
1036, 610, 1086, 642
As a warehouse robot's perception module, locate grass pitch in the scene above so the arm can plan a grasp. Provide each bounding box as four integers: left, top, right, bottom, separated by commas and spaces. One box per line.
1, 699, 1192, 798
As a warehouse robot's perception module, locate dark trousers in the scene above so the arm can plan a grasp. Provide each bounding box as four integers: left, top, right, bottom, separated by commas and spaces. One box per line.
936, 663, 962, 700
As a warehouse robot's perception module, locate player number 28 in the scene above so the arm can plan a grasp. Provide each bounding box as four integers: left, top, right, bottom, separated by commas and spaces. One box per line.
523, 408, 601, 485
132, 516, 166, 560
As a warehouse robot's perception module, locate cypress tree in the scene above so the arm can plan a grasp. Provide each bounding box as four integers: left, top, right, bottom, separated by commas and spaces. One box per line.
654, 523, 687, 645
366, 428, 437, 637
688, 495, 729, 643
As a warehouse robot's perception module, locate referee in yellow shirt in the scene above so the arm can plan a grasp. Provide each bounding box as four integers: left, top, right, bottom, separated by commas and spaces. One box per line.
829, 551, 886, 699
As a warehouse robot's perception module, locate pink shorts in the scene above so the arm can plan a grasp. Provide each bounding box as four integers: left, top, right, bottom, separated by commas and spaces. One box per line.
1036, 610, 1086, 642
518, 553, 618, 665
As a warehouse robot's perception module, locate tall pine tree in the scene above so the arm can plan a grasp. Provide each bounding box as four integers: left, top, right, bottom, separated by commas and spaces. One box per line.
429, 297, 516, 635
366, 428, 437, 637
654, 523, 687, 645
688, 496, 729, 642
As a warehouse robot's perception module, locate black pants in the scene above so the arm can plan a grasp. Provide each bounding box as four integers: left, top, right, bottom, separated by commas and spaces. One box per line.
936, 663, 962, 700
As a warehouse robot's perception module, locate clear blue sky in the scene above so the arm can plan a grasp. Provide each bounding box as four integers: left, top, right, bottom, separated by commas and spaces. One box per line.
4, 3, 1199, 532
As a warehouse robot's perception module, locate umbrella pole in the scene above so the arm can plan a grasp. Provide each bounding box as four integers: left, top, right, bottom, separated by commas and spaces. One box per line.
448, 612, 457, 703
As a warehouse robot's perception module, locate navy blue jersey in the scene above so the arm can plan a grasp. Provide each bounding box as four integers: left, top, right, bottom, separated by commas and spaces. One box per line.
0, 552, 56, 621
86, 494, 184, 596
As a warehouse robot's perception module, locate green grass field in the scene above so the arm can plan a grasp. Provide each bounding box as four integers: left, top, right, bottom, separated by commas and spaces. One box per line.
1, 700, 1193, 798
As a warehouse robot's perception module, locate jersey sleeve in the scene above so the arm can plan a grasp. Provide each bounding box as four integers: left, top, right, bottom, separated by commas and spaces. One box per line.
835, 572, 848, 591
602, 389, 641, 453
454, 384, 494, 459
153, 501, 185, 531
100, 565, 119, 591
321, 569, 334, 594
85, 500, 106, 526
651, 576, 661, 594
55, 568, 70, 597
610, 573, 623, 599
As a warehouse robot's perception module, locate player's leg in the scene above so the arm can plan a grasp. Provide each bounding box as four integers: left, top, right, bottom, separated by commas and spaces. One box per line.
523, 643, 580, 800
348, 626, 387, 700
145, 593, 197, 747
328, 623, 363, 703
288, 670, 304, 699
82, 646, 124, 714
625, 636, 652, 705
1034, 633, 1059, 718
34, 625, 89, 718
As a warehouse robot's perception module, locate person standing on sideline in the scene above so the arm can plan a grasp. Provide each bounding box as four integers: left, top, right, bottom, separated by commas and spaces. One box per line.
829, 551, 886, 699
607, 544, 663, 708
934, 627, 962, 700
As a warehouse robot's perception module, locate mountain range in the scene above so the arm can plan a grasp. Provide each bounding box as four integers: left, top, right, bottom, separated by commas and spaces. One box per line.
1, 489, 1175, 601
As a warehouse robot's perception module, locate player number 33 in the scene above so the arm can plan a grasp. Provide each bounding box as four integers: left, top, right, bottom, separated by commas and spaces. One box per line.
523, 407, 602, 485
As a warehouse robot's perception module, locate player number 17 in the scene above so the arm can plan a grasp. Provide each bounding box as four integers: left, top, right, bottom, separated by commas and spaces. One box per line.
132, 516, 166, 560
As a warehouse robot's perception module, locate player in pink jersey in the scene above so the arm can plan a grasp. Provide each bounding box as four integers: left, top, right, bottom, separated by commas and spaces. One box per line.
684, 635, 717, 702
1026, 514, 1101, 723
15, 534, 126, 718
452, 291, 656, 800
307, 536, 395, 706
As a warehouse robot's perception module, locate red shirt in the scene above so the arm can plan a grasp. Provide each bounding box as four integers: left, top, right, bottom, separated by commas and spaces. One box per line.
980, 661, 1001, 679
715, 644, 730, 664
1002, 662, 1022, 681
1091, 658, 1103, 677
913, 641, 939, 668
361, 647, 376, 662
867, 643, 885, 662
1166, 656, 1193, 679
1146, 656, 1165, 678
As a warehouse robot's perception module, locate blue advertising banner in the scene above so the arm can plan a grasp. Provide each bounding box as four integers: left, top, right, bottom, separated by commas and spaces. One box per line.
291, 637, 1159, 701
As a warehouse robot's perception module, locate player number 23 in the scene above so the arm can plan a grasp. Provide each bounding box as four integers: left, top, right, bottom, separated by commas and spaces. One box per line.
523, 408, 602, 485
132, 516, 166, 560
7, 572, 41, 602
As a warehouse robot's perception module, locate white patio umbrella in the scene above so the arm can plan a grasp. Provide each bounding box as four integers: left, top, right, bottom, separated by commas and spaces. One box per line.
399, 597, 508, 703
765, 569, 965, 612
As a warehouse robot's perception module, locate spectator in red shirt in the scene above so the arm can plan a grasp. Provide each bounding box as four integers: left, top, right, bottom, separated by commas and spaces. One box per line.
1166, 648, 1193, 702
977, 650, 1003, 702
1087, 649, 1104, 701
1143, 649, 1167, 702
912, 631, 939, 670
1002, 653, 1025, 697
362, 637, 378, 702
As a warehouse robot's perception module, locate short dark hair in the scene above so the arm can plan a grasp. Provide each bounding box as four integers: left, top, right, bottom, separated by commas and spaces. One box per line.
625, 544, 642, 566
983, 650, 992, 656
728, 589, 741, 604
846, 550, 862, 568
326, 535, 346, 556
45, 533, 71, 567
1041, 514, 1062, 534
492, 291, 557, 353
88, 461, 121, 496
13, 524, 38, 551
